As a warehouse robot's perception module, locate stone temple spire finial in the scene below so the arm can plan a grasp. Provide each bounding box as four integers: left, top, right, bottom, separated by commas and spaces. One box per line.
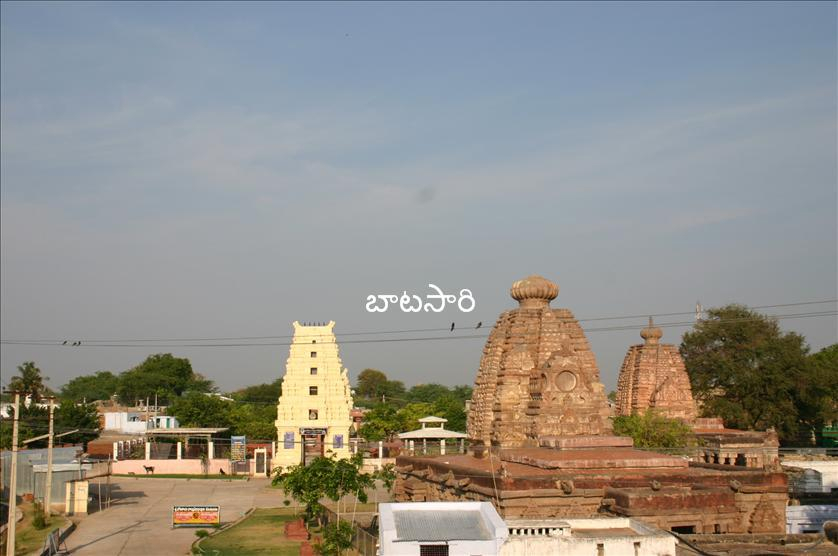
640, 316, 663, 345
640, 317, 663, 345
510, 275, 559, 308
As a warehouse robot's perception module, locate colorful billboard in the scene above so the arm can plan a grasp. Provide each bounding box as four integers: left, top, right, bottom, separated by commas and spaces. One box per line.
172, 505, 220, 527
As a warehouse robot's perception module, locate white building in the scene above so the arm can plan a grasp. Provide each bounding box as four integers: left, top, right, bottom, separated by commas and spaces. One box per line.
378, 502, 678, 556
379, 502, 508, 556
502, 518, 677, 556
153, 415, 179, 429
103, 411, 148, 434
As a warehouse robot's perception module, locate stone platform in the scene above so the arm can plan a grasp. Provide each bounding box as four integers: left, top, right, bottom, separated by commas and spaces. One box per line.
501, 447, 688, 470
394, 451, 788, 535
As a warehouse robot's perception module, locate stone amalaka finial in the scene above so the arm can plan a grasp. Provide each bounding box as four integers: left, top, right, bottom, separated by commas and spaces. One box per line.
640, 316, 663, 345
510, 275, 558, 308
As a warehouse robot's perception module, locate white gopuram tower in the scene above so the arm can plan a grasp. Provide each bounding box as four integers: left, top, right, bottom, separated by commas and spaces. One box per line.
274, 321, 353, 468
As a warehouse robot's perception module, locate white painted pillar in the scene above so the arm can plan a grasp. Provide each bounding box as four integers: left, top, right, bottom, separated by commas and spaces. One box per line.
378, 441, 383, 466
422, 438, 427, 455
460, 439, 465, 454
145, 442, 151, 460
409, 440, 415, 455
113, 442, 119, 461
440, 439, 446, 455
176, 441, 182, 460
208, 441, 214, 460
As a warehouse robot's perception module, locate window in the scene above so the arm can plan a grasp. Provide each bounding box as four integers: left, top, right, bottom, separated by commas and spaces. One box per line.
310, 367, 318, 375
310, 386, 318, 396
284, 432, 294, 449
312, 340, 317, 343
311, 351, 317, 358
419, 546, 448, 556
309, 409, 318, 420
671, 525, 696, 534
596, 544, 605, 556
634, 542, 641, 556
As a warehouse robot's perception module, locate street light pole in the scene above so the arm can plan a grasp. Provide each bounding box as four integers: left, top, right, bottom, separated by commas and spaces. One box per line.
5, 391, 21, 556
44, 396, 55, 519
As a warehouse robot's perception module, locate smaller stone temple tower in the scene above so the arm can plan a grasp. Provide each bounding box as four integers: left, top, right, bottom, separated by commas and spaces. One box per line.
615, 317, 697, 422
275, 321, 353, 468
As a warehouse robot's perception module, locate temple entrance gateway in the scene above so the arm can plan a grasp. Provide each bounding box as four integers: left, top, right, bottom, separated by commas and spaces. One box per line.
301, 428, 327, 464
274, 321, 354, 468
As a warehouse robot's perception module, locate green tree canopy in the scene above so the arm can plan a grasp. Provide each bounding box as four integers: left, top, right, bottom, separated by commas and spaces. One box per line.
680, 304, 811, 440
797, 344, 838, 440
354, 369, 405, 406
60, 371, 119, 403
55, 402, 101, 447
230, 378, 282, 403
168, 392, 233, 429
613, 410, 692, 450
272, 453, 376, 526
117, 354, 210, 405
358, 404, 402, 441
405, 383, 452, 403
7, 361, 51, 401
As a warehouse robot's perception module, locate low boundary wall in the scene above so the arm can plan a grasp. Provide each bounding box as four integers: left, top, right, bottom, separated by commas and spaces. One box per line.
112, 459, 232, 475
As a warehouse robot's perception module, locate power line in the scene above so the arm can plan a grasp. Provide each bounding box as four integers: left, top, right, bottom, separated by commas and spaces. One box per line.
1, 299, 834, 345
1, 309, 835, 349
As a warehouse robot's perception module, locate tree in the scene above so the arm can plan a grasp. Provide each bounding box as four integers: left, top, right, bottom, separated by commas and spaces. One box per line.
796, 344, 838, 442
7, 361, 51, 401
431, 395, 467, 432
397, 402, 434, 432
117, 354, 207, 405
55, 402, 101, 448
228, 403, 277, 440
405, 383, 451, 404
272, 453, 376, 526
230, 378, 282, 403
613, 410, 693, 450
681, 304, 810, 440
358, 404, 402, 441
60, 371, 119, 403
315, 520, 353, 556
354, 369, 405, 406
168, 392, 232, 428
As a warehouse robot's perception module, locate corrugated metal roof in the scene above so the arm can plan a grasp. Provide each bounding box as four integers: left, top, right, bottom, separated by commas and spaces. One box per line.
394, 510, 493, 541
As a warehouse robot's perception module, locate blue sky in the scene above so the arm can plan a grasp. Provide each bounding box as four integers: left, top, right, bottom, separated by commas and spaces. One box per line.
2, 2, 836, 393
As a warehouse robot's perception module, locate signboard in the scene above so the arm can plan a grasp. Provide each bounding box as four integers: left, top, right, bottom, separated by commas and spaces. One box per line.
284, 431, 295, 449
334, 434, 344, 449
299, 427, 327, 436
230, 435, 246, 462
172, 505, 220, 528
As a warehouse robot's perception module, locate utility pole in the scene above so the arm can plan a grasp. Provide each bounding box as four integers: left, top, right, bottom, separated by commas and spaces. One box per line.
5, 391, 21, 556
43, 396, 55, 520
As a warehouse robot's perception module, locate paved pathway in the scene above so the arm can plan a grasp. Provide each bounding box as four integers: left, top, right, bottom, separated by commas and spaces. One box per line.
66, 477, 286, 555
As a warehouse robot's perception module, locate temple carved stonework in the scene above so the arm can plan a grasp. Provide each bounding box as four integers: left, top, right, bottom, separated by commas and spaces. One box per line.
467, 275, 612, 448
615, 318, 697, 422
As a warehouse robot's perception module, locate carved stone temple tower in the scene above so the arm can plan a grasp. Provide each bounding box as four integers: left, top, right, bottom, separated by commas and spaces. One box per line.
615, 317, 697, 422
274, 321, 353, 468
467, 275, 612, 448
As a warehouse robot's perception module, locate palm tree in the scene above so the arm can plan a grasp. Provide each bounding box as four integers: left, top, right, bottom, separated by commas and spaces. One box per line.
8, 361, 50, 401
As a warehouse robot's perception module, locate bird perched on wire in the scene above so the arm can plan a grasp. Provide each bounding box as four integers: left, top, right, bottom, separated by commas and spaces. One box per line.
475, 322, 482, 329
62, 340, 68, 345
450, 322, 455, 332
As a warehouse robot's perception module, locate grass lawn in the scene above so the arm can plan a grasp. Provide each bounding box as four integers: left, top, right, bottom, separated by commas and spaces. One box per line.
114, 473, 248, 480
12, 502, 70, 556
198, 508, 305, 555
